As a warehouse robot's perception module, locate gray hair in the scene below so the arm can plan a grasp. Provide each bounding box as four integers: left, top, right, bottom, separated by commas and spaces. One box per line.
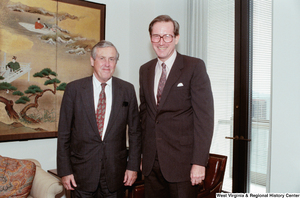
91, 40, 120, 61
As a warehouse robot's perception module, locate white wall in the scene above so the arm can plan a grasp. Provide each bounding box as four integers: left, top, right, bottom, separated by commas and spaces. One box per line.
268, 0, 300, 193
0, 139, 57, 171
0, 0, 187, 172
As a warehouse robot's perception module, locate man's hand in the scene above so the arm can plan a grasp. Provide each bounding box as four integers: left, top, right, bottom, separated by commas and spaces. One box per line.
62, 174, 77, 190
123, 170, 138, 186
190, 164, 205, 186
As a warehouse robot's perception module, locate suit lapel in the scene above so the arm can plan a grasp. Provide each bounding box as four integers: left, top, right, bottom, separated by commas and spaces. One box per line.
80, 76, 100, 138
104, 77, 123, 139
146, 61, 157, 113
158, 53, 184, 110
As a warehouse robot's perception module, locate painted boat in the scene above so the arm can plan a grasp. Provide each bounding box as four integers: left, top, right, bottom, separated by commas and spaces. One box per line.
19, 22, 55, 35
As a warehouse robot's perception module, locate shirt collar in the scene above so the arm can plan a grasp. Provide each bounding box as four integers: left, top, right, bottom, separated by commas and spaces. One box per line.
157, 50, 177, 69
93, 74, 112, 88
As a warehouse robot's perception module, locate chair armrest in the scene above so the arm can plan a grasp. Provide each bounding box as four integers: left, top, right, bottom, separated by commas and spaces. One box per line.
27, 160, 64, 198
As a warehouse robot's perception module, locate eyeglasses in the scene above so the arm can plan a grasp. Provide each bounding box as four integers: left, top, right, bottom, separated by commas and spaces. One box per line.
151, 34, 175, 43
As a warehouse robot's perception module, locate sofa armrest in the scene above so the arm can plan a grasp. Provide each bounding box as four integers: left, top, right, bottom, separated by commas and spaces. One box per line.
27, 159, 64, 198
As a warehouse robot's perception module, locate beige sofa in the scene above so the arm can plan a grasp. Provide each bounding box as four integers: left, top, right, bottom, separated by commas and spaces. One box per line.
27, 159, 64, 198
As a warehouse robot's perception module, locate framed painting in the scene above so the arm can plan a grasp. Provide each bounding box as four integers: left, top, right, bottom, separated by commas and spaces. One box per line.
0, 0, 106, 141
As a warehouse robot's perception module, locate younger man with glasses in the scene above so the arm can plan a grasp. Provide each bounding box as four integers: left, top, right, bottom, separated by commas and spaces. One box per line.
139, 15, 214, 198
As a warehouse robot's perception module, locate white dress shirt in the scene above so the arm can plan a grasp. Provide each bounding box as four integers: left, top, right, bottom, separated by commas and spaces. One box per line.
93, 74, 112, 140
154, 51, 177, 104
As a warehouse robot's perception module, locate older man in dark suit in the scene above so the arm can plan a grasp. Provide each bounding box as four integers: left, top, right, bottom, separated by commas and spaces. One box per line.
57, 40, 141, 198
139, 15, 214, 198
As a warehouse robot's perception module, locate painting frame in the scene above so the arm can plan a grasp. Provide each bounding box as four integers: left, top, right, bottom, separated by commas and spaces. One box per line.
0, 0, 106, 142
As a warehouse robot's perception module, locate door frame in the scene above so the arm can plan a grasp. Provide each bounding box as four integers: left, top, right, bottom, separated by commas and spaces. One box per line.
232, 0, 253, 192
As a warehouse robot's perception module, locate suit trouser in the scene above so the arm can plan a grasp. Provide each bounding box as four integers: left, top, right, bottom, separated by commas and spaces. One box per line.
71, 161, 124, 198
144, 157, 198, 198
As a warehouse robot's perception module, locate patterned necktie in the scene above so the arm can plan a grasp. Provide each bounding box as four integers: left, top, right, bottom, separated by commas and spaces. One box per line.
157, 63, 167, 107
96, 83, 107, 138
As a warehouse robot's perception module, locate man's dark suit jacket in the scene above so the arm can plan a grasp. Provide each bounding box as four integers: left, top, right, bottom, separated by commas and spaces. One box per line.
57, 76, 141, 192
139, 52, 214, 183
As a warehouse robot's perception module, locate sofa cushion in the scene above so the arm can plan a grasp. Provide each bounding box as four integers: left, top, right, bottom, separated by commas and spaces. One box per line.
0, 155, 36, 198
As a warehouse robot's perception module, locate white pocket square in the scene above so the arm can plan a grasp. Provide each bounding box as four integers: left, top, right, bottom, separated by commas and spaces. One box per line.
177, 82, 184, 87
